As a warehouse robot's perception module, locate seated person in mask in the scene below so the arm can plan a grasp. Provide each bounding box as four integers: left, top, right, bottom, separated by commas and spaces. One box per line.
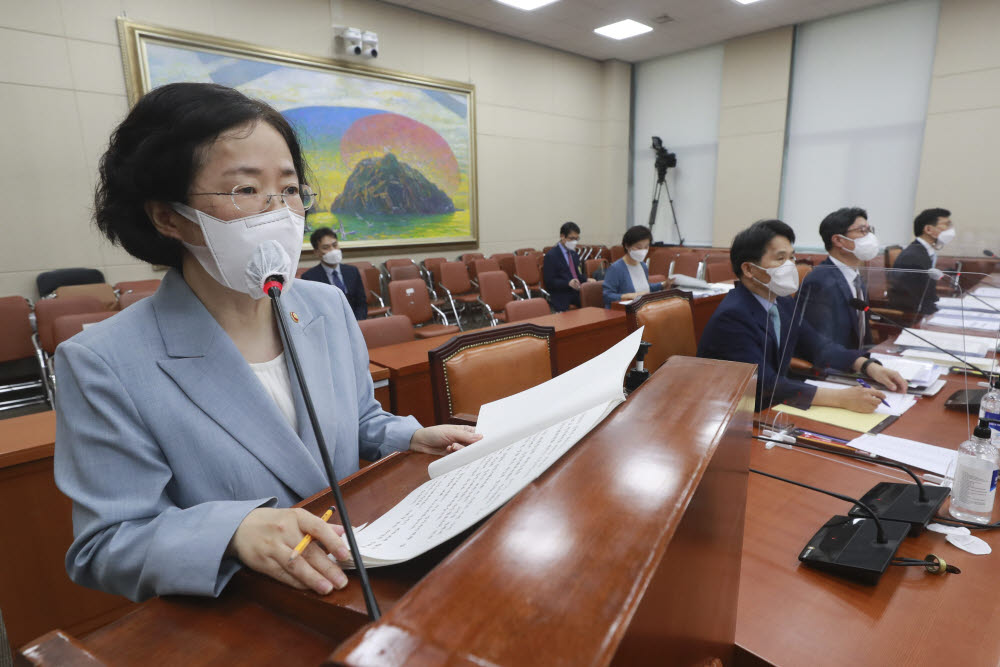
798, 207, 878, 350
888, 208, 954, 314
301, 227, 367, 320
602, 225, 664, 307
55, 82, 480, 603
697, 219, 906, 412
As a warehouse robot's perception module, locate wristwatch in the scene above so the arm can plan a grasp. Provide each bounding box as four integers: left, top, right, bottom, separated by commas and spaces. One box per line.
860, 358, 883, 375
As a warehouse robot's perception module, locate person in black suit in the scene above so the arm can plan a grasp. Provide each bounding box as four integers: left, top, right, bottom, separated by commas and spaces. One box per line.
300, 227, 367, 320
542, 221, 596, 312
799, 207, 879, 350
888, 208, 953, 315
697, 219, 906, 412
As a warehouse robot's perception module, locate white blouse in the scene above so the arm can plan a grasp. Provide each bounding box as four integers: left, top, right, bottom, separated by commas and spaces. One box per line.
249, 354, 297, 430
626, 261, 650, 294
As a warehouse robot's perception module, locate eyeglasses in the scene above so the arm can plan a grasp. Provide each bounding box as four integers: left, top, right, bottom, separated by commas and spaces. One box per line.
189, 184, 316, 214
847, 224, 875, 236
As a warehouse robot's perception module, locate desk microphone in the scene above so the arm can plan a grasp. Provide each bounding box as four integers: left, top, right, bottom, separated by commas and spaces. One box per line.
985, 249, 996, 258
262, 271, 381, 622
848, 298, 989, 379
750, 468, 909, 584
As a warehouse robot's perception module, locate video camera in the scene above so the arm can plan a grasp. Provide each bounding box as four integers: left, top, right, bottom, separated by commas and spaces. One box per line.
651, 136, 677, 183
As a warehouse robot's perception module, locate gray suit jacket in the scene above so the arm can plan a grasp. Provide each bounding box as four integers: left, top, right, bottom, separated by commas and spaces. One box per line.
54, 269, 420, 602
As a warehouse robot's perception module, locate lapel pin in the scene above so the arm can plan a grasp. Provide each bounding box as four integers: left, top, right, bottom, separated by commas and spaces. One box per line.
290, 311, 300, 323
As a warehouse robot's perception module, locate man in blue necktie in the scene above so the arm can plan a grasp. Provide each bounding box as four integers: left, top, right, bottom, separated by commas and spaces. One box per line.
300, 227, 368, 320
543, 221, 596, 312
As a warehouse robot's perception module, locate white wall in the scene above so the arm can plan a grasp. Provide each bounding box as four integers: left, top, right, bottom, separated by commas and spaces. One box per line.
0, 0, 630, 299
632, 46, 724, 246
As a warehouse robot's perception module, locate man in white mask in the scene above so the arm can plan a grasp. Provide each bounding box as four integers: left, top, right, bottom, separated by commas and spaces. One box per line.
542, 221, 597, 312
301, 227, 368, 320
698, 219, 906, 413
799, 207, 879, 349
889, 208, 953, 314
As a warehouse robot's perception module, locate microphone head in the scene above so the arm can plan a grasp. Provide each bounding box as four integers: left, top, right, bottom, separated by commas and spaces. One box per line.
848, 298, 868, 311
985, 249, 996, 257
246, 241, 293, 299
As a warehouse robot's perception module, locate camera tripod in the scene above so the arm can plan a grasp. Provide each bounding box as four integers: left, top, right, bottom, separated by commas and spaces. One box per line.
648, 170, 684, 245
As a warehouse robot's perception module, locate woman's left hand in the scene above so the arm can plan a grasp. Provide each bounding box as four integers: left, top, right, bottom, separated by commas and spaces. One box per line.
409, 425, 483, 456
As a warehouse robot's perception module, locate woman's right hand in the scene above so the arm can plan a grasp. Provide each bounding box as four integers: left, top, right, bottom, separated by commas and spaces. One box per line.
621, 292, 637, 300
835, 386, 885, 413
227, 507, 352, 595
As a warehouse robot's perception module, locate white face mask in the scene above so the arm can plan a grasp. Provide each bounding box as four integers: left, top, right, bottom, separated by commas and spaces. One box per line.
323, 248, 343, 265
936, 227, 956, 247
839, 232, 881, 261
564, 240, 578, 251
752, 260, 799, 297
172, 202, 304, 299
629, 248, 648, 262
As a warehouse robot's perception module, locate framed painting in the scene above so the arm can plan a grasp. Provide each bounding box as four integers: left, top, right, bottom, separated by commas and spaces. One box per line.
117, 19, 478, 251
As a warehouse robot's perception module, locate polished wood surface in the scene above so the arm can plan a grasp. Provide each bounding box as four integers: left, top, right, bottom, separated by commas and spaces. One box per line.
369, 363, 390, 411
0, 411, 134, 651
738, 372, 1000, 665
19, 357, 757, 666
368, 307, 627, 426
334, 357, 757, 666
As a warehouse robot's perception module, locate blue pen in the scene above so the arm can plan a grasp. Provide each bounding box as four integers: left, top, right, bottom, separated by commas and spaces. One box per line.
856, 378, 891, 408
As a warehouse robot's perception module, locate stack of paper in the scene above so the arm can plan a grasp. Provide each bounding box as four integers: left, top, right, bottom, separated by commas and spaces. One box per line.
804, 379, 917, 417
899, 349, 998, 374
869, 353, 941, 386
849, 433, 957, 477
894, 329, 998, 357
926, 314, 1000, 331
972, 286, 1000, 298
936, 307, 1000, 322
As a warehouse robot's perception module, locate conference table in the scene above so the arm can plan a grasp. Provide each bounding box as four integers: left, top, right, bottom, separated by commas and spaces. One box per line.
368, 307, 627, 426
736, 316, 1000, 665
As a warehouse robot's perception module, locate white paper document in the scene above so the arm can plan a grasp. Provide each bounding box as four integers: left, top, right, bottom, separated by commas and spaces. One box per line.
935, 308, 1000, 323
869, 353, 940, 385
850, 433, 957, 477
334, 328, 644, 568
926, 314, 1000, 331
805, 379, 917, 417
899, 349, 998, 373
894, 328, 998, 357
972, 286, 1000, 298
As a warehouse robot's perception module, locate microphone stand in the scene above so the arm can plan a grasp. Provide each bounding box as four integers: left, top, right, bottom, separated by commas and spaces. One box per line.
265, 278, 381, 621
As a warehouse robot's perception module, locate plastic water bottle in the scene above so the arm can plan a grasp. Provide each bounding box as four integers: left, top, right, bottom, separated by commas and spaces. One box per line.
949, 419, 1000, 524
979, 375, 1000, 444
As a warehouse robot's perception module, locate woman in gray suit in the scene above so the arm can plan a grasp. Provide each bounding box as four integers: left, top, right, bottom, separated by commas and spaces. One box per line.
55, 83, 480, 602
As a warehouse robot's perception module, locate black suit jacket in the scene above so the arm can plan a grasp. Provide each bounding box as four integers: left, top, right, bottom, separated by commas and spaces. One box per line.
542, 244, 584, 312
799, 257, 871, 350
888, 240, 938, 314
300, 263, 368, 320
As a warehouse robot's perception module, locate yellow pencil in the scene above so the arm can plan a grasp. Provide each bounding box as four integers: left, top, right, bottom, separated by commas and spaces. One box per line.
288, 506, 336, 563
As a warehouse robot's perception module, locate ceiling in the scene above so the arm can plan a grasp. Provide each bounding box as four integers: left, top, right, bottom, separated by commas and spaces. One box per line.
381, 0, 896, 62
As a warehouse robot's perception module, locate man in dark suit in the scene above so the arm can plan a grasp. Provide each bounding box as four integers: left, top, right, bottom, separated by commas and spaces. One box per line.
542, 221, 596, 312
697, 219, 906, 412
888, 208, 953, 314
300, 227, 367, 320
799, 207, 879, 350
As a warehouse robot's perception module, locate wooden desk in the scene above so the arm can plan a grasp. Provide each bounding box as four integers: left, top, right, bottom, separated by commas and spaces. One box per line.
20, 357, 758, 665
737, 371, 1000, 666
368, 308, 627, 426
369, 363, 390, 412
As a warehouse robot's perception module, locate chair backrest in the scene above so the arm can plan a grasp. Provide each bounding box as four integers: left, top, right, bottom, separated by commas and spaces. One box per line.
647, 251, 671, 278
113, 279, 161, 294
52, 312, 117, 349
423, 257, 447, 285
389, 264, 421, 282
349, 262, 384, 306
439, 261, 473, 294
388, 279, 434, 327
514, 248, 537, 256
796, 263, 813, 286
35, 296, 105, 355
0, 297, 35, 363
590, 245, 610, 260
513, 255, 542, 284
610, 245, 625, 262
295, 267, 309, 278
579, 280, 604, 308
704, 261, 736, 283
885, 245, 904, 267
53, 283, 117, 310
473, 258, 501, 278
491, 253, 517, 280
36, 267, 104, 297
504, 297, 551, 322
119, 290, 156, 309
671, 253, 701, 278
625, 290, 696, 373
584, 258, 608, 279
384, 258, 417, 272
478, 271, 515, 312
358, 314, 416, 349
428, 323, 556, 423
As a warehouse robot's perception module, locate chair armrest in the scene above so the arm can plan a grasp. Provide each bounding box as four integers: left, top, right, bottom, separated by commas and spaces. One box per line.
449, 413, 478, 426
369, 290, 385, 307
430, 303, 450, 325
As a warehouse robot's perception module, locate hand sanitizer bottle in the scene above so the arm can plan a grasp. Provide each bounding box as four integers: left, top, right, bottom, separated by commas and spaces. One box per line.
979, 375, 1000, 444
949, 419, 1000, 524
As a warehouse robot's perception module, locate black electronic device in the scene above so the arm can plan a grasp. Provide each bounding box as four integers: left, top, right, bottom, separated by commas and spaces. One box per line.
848, 481, 950, 537
985, 249, 996, 258
625, 341, 653, 393
944, 388, 987, 411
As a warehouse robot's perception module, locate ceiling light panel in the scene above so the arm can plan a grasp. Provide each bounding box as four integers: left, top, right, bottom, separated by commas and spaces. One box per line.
594, 19, 653, 40
494, 0, 561, 10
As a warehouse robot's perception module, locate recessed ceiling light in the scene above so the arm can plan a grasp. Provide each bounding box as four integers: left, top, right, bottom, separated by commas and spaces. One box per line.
493, 0, 561, 10
594, 19, 653, 40
732, 0, 765, 4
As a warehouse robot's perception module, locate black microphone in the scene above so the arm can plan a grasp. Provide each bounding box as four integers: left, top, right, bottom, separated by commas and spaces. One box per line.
985, 249, 996, 258
753, 436, 949, 535
750, 468, 909, 584
264, 275, 381, 621
848, 298, 989, 378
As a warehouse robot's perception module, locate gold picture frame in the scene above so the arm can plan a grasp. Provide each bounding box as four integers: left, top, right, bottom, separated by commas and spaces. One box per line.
117, 18, 478, 252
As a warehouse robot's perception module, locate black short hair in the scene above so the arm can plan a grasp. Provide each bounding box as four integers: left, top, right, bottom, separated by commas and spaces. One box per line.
730, 219, 796, 277
560, 221, 581, 237
622, 225, 652, 249
94, 82, 309, 269
818, 207, 867, 250
913, 208, 951, 237
309, 227, 337, 249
